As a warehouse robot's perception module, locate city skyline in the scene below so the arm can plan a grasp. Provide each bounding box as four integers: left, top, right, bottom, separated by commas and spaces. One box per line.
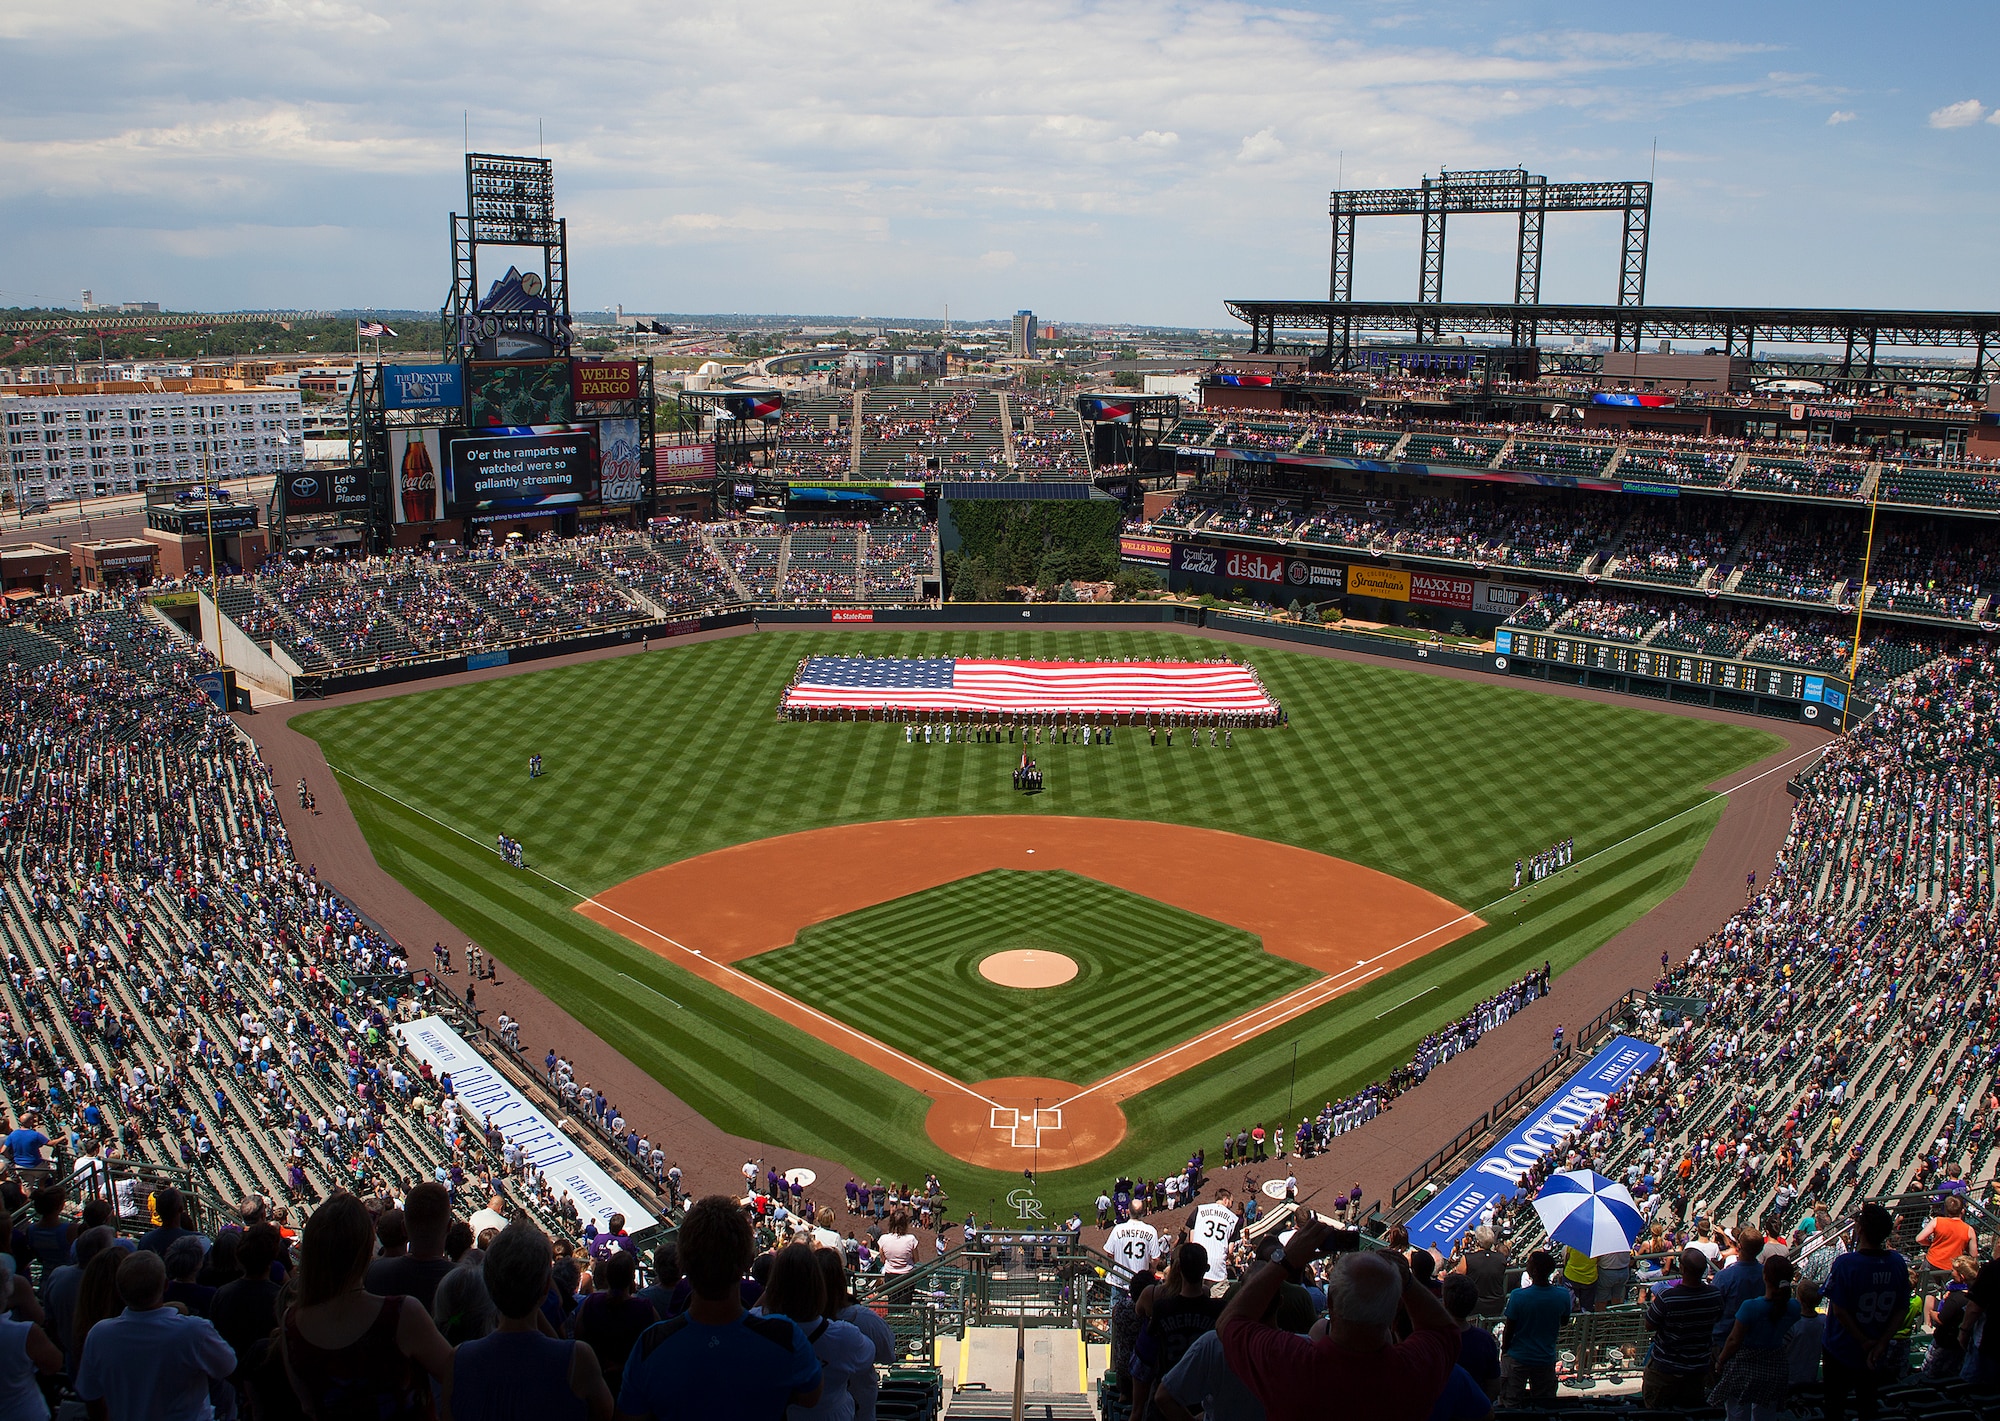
3, 1, 1997, 327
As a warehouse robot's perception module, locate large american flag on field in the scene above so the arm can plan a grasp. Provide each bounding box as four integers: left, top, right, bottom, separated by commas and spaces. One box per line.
781, 657, 1278, 717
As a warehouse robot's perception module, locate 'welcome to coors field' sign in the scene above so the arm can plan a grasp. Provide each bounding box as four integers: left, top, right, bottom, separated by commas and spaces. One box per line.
395, 1016, 655, 1230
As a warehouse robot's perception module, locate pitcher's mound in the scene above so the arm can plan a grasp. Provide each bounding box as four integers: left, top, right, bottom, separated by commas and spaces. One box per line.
978, 950, 1079, 988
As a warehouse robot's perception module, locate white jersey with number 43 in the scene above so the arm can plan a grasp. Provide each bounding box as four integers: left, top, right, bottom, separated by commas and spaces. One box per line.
1104, 1220, 1161, 1286
1190, 1203, 1239, 1282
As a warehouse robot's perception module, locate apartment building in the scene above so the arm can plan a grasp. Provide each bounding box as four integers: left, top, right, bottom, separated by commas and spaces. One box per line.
0, 387, 304, 503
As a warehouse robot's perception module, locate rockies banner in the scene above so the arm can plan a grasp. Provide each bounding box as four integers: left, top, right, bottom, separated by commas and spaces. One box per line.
1405, 1036, 1661, 1252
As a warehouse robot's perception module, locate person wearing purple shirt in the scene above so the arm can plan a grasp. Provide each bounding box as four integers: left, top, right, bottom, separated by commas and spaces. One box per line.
1820, 1205, 1910, 1421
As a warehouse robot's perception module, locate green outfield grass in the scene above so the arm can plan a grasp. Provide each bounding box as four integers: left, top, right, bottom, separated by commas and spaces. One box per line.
739, 869, 1315, 1083
297, 628, 1782, 1205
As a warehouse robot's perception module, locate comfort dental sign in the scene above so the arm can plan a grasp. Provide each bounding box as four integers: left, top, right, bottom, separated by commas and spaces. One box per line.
1404, 1035, 1660, 1251
395, 1016, 655, 1229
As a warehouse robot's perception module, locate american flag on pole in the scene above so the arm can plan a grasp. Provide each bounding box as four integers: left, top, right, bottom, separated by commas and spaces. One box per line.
781, 657, 1278, 718
356, 320, 396, 338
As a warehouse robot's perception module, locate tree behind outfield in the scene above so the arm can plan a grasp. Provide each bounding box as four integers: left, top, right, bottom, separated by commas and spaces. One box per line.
944, 499, 1121, 600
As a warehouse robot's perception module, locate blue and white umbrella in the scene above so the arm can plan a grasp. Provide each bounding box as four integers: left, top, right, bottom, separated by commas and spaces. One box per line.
1532, 1170, 1645, 1258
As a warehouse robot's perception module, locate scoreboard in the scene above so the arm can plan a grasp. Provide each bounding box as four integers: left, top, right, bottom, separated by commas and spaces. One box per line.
1496, 629, 1848, 707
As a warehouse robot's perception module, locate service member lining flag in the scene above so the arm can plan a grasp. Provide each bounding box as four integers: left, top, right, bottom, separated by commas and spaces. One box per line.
780, 656, 1279, 719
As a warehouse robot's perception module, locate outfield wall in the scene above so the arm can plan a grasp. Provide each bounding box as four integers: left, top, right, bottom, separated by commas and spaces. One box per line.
293, 613, 741, 698
280, 600, 1855, 722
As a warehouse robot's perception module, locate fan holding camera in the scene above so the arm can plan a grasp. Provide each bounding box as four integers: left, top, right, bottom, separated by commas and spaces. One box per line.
1215, 1215, 1461, 1421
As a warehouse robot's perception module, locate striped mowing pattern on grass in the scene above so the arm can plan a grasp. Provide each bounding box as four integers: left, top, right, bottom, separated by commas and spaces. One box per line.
738, 870, 1318, 1084
300, 630, 1775, 908
300, 629, 1780, 1196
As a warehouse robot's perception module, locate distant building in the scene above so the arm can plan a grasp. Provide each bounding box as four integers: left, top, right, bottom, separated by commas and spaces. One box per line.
0, 386, 303, 504
262, 367, 360, 396
843, 349, 946, 382
1012, 310, 1036, 358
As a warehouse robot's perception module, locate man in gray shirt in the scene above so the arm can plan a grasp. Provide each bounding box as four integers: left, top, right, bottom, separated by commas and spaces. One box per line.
75, 1251, 235, 1421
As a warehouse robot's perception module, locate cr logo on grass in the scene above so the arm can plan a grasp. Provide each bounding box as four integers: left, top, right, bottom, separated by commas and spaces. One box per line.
1005, 1188, 1045, 1222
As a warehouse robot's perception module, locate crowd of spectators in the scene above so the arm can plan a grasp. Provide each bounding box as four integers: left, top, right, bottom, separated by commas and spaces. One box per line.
858, 390, 1001, 478
779, 524, 864, 603
772, 402, 853, 478
214, 523, 943, 671
1347, 645, 2000, 1413
1161, 396, 2000, 518
0, 1170, 933, 1421
0, 594, 676, 1261
1011, 393, 1091, 474
1556, 594, 1673, 644
1614, 503, 1744, 589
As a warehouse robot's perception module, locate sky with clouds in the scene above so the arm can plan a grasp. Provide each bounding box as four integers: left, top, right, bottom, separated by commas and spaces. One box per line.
2, 1, 1996, 326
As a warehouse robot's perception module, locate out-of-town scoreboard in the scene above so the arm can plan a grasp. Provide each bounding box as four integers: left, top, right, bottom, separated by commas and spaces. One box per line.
1496, 628, 1849, 707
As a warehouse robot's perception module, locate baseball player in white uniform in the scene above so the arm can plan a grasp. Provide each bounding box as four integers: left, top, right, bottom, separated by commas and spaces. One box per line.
1186, 1189, 1241, 1286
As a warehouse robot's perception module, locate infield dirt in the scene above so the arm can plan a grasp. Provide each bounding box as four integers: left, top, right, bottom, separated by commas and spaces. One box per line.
248, 622, 1824, 1212
578, 815, 1481, 1169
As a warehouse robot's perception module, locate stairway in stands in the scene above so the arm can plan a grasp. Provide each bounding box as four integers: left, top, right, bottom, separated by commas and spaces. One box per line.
945, 1326, 1098, 1419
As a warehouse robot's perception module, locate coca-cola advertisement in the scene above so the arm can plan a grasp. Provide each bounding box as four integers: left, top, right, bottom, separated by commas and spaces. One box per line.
389, 428, 444, 524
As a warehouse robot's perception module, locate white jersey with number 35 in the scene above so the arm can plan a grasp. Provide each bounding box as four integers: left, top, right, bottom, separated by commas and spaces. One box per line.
1190, 1203, 1239, 1282
1104, 1220, 1161, 1287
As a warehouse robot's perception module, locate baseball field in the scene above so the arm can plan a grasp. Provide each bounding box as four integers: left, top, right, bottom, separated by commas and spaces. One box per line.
296, 627, 1780, 1201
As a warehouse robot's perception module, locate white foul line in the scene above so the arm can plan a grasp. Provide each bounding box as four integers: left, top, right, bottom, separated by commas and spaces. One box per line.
327, 764, 1001, 1111
617, 972, 684, 1010
1057, 735, 1834, 1109
333, 732, 1833, 1123
1376, 984, 1438, 1020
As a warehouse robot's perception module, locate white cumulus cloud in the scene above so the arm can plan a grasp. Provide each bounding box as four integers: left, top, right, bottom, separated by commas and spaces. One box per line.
1928, 98, 1987, 128
1236, 127, 1284, 163
1825, 110, 1856, 125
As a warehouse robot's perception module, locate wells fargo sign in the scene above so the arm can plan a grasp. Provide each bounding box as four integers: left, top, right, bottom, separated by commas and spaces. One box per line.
571, 361, 640, 402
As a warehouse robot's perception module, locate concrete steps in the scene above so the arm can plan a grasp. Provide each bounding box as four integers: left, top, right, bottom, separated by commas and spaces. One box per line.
948, 1326, 1099, 1418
